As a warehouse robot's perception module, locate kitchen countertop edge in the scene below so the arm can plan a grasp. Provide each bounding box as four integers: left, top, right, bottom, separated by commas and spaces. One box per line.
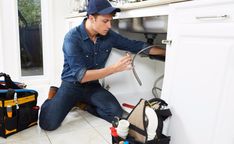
66, 0, 189, 18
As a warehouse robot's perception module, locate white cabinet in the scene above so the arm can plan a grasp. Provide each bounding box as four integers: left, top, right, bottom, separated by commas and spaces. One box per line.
162, 1, 234, 144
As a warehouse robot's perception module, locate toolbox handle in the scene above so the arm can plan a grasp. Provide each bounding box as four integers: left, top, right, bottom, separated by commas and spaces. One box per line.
0, 72, 21, 89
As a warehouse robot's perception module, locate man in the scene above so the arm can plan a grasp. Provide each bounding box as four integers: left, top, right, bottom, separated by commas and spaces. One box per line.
39, 0, 165, 131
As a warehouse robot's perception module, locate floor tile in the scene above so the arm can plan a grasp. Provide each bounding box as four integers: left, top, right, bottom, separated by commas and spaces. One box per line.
0, 125, 50, 144
45, 113, 90, 136
45, 110, 110, 144
81, 111, 110, 127
80, 110, 113, 143
47, 127, 108, 144
0, 136, 51, 144
93, 125, 112, 143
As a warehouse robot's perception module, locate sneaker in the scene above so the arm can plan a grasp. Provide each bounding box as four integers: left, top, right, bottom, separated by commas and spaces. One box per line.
48, 86, 58, 99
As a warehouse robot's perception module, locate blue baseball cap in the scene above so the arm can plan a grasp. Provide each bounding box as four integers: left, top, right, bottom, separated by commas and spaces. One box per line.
87, 0, 121, 15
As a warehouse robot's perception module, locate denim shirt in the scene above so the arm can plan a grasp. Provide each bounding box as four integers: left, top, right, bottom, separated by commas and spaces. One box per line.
61, 19, 149, 83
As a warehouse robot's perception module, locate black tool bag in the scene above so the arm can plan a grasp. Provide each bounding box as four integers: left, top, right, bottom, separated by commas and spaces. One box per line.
0, 72, 39, 138
112, 98, 172, 144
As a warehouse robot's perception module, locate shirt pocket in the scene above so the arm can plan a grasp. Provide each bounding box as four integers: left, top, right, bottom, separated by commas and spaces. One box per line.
98, 47, 111, 66
84, 52, 94, 68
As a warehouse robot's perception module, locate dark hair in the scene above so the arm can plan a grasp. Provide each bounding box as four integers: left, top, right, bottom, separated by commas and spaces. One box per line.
87, 12, 116, 18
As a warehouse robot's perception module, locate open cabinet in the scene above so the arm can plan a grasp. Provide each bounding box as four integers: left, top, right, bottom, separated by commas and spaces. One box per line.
162, 0, 234, 144
104, 16, 167, 107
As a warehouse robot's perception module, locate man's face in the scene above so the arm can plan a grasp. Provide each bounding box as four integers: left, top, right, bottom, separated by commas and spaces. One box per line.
91, 14, 113, 36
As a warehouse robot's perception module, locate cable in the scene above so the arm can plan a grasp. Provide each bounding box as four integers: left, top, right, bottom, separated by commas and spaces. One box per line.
131, 45, 158, 86
152, 74, 164, 98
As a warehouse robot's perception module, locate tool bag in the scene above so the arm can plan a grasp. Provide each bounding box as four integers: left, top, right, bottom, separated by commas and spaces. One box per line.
0, 72, 39, 138
112, 98, 172, 144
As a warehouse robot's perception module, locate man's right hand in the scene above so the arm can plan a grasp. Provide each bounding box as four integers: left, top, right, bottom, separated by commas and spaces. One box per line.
80, 53, 133, 83
112, 53, 133, 73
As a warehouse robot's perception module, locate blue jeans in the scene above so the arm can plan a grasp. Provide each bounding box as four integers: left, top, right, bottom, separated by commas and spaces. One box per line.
39, 81, 123, 131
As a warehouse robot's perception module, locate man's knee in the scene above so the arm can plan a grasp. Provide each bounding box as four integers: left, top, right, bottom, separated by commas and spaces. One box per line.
39, 110, 61, 131
39, 117, 60, 131
111, 104, 123, 117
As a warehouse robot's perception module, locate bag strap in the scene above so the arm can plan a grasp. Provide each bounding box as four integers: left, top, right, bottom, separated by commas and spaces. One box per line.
129, 123, 147, 136
127, 99, 148, 143
148, 98, 168, 109
156, 109, 172, 121
0, 72, 21, 89
147, 134, 171, 144
0, 73, 6, 88
156, 134, 171, 144
154, 109, 172, 142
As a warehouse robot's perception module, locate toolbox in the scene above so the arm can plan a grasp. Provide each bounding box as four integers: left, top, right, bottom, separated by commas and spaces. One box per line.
0, 72, 39, 138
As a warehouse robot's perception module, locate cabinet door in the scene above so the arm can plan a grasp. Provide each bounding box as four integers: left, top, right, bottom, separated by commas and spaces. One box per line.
162, 1, 234, 144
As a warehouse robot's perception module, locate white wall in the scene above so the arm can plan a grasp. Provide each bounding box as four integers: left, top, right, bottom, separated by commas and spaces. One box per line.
0, 0, 3, 71
0, 0, 21, 79
51, 0, 71, 86
32, 0, 70, 105
33, 0, 71, 105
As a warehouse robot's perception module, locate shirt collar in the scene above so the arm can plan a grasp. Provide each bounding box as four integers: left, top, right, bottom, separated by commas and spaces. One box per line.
80, 18, 106, 41
80, 18, 89, 41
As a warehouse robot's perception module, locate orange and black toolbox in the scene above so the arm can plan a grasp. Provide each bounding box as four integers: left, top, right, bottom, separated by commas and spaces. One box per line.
0, 72, 39, 138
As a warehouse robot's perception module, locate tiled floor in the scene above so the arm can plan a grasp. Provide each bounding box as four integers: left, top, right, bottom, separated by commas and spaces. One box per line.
0, 108, 112, 144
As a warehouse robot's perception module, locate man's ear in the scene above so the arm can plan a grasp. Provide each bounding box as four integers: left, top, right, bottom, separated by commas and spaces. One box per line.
88, 15, 96, 23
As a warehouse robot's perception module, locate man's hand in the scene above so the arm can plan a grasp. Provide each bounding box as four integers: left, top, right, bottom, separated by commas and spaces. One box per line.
112, 53, 132, 73
149, 47, 166, 56
80, 53, 133, 83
